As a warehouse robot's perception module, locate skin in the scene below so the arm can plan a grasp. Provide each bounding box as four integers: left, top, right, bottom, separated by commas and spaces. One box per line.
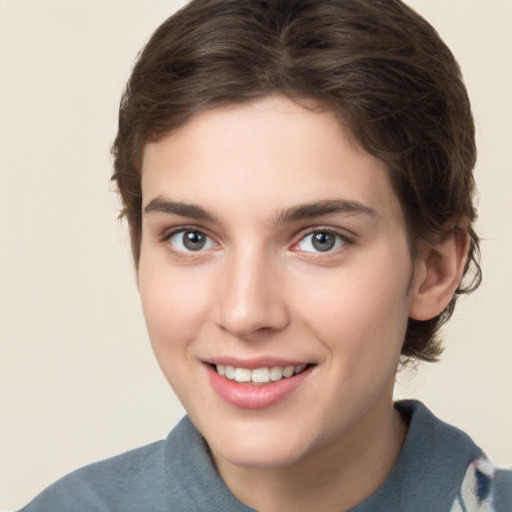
138, 96, 468, 511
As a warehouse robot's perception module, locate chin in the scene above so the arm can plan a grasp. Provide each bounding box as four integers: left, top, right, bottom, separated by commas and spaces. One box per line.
203, 416, 320, 470
214, 437, 307, 469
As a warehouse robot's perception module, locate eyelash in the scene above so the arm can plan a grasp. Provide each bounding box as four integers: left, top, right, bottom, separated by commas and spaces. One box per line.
293, 228, 354, 255
160, 226, 354, 257
160, 227, 214, 255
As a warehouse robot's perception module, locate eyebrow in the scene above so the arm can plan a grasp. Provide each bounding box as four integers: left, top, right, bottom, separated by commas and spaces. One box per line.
144, 197, 218, 222
143, 197, 377, 224
273, 199, 377, 224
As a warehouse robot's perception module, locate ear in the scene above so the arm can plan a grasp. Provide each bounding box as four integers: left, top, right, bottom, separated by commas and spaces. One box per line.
409, 227, 470, 321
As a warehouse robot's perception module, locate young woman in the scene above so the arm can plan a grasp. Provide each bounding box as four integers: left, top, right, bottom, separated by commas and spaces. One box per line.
19, 1, 511, 510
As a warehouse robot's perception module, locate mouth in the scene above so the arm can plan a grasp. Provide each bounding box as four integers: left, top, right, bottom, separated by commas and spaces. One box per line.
205, 359, 315, 409
211, 363, 311, 385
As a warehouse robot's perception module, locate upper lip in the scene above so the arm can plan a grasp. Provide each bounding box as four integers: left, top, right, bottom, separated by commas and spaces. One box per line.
202, 356, 313, 369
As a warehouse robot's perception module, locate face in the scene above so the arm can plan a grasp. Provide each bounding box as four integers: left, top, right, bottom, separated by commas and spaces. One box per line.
139, 96, 419, 471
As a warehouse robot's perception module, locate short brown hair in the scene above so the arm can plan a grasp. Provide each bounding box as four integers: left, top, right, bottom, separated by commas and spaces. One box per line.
112, 0, 481, 362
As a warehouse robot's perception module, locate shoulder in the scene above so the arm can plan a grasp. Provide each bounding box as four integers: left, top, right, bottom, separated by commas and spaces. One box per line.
393, 400, 512, 512
397, 401, 512, 511
450, 457, 512, 512
19, 416, 253, 512
19, 418, 196, 512
19, 440, 168, 512
386, 401, 512, 511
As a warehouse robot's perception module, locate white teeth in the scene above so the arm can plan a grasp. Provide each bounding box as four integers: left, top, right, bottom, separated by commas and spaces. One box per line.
215, 363, 308, 384
233, 367, 251, 382
269, 366, 284, 381
294, 364, 307, 374
225, 366, 235, 379
282, 366, 295, 378
251, 367, 270, 383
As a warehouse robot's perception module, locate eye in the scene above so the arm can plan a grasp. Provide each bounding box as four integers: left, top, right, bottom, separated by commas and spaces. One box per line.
296, 230, 347, 253
168, 229, 216, 252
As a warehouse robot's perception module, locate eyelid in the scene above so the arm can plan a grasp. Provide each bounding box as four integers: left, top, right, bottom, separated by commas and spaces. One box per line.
161, 224, 209, 240
161, 226, 219, 255
292, 227, 355, 254
158, 224, 354, 257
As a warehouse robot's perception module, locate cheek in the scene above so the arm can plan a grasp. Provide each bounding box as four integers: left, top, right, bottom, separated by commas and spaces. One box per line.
138, 261, 212, 357
294, 261, 411, 365
137, 264, 214, 406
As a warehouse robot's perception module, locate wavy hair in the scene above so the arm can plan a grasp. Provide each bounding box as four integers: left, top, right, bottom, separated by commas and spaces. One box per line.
112, 0, 481, 362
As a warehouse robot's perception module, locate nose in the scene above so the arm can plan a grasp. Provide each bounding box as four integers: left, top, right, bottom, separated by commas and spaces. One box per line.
215, 249, 290, 339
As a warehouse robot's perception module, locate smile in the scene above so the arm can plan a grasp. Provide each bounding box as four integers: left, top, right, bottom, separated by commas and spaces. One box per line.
207, 361, 315, 409
215, 364, 308, 385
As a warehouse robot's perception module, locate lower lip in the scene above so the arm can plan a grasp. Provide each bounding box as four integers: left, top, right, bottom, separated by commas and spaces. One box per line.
206, 365, 312, 409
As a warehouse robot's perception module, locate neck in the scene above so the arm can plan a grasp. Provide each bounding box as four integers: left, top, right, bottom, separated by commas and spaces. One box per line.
214, 391, 407, 512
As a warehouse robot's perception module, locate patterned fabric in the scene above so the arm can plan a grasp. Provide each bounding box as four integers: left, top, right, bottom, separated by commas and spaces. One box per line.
450, 458, 506, 512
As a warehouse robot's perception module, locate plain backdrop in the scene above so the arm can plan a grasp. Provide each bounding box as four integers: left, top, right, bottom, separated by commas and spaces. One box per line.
1, 1, 511, 510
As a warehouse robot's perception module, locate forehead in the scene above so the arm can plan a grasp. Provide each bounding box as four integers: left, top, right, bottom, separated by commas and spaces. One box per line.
141, 96, 403, 224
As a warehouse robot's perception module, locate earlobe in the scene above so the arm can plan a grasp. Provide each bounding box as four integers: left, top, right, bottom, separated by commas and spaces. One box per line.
409, 227, 470, 321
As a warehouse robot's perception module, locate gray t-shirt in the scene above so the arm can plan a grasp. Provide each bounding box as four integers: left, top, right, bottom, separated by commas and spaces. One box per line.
19, 401, 512, 511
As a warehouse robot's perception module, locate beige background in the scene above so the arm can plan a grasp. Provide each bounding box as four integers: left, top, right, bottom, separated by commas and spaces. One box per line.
1, 1, 511, 510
